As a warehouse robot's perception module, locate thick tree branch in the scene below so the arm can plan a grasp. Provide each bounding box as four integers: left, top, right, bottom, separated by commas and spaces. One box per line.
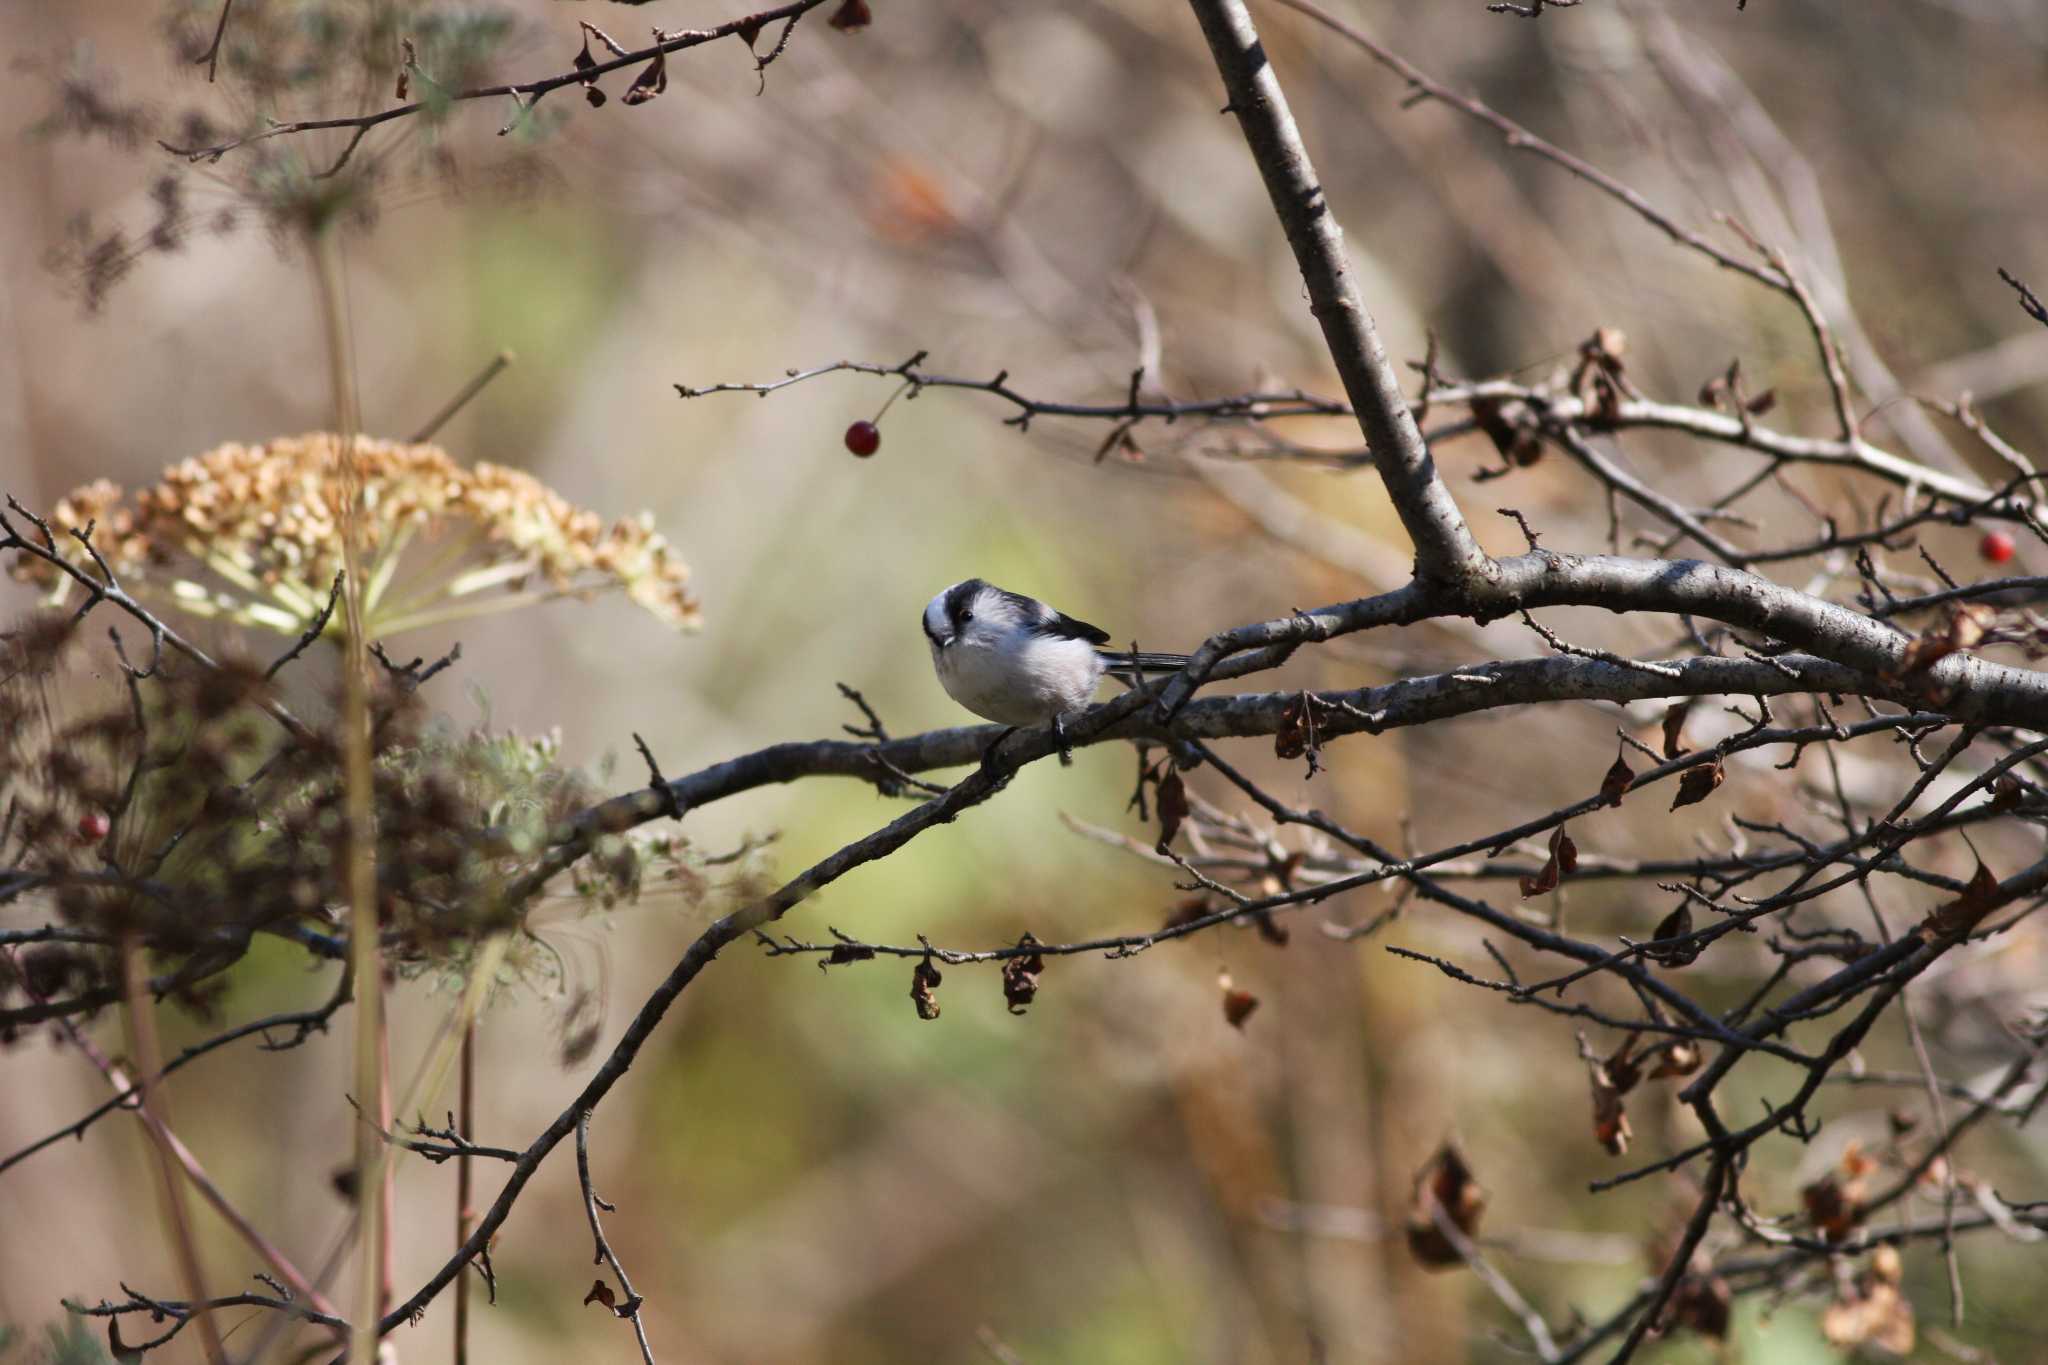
1187, 0, 1489, 589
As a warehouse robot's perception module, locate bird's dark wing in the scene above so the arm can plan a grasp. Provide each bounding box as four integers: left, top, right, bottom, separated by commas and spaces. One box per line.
1035, 608, 1112, 645
989, 585, 1112, 645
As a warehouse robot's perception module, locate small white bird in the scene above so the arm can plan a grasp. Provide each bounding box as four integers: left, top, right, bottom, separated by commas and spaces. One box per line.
922, 579, 1188, 764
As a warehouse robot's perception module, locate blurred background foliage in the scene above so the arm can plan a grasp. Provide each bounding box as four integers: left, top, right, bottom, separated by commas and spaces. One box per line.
2, 1, 2046, 1361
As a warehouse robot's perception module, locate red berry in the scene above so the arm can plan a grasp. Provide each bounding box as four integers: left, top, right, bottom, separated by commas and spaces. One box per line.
77, 811, 111, 842
843, 420, 881, 457
1980, 530, 2016, 564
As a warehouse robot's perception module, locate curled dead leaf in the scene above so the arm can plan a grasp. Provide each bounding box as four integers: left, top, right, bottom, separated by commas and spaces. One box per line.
1470, 396, 1544, 469
1669, 757, 1724, 812
1822, 1245, 1914, 1354
910, 954, 943, 1021
1580, 1033, 1637, 1155
1661, 700, 1693, 759
1275, 690, 1333, 769
1648, 1040, 1701, 1079
1600, 747, 1636, 804
1642, 901, 1700, 968
1520, 823, 1577, 898
828, 0, 873, 30
1404, 1141, 1486, 1270
1665, 1271, 1732, 1341
621, 48, 667, 105
1156, 767, 1189, 853
1802, 1172, 1863, 1244
573, 34, 607, 107
1219, 971, 1259, 1029
1919, 860, 2000, 942
1001, 933, 1044, 1015
1891, 603, 1994, 680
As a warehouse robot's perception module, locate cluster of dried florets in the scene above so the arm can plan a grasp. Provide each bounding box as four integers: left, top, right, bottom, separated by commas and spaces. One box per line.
0, 615, 712, 1042
10, 434, 700, 639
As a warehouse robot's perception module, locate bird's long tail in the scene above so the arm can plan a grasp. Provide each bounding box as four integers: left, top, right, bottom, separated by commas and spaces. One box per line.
1098, 649, 1190, 676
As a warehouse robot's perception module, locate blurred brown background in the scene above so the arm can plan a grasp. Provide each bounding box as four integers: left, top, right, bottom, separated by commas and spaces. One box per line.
3, 1, 2047, 1361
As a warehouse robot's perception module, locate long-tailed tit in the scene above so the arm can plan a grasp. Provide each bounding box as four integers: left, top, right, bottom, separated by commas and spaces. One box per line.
923, 579, 1188, 764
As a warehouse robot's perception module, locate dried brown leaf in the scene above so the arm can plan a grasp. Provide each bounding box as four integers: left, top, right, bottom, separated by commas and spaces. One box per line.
1648, 1040, 1701, 1079
1470, 396, 1543, 468
1802, 1173, 1863, 1243
1519, 823, 1577, 898
1581, 1034, 1635, 1155
1666, 1272, 1732, 1341
828, 0, 873, 30
1642, 901, 1700, 968
1156, 767, 1189, 853
573, 36, 607, 107
1275, 691, 1317, 761
910, 954, 942, 1021
1599, 747, 1636, 804
1919, 859, 2000, 942
1661, 700, 1694, 759
1219, 971, 1259, 1029
583, 1280, 616, 1310
1000, 933, 1044, 1015
1404, 1141, 1486, 1270
1822, 1246, 1914, 1354
621, 49, 667, 105
1669, 757, 1724, 812
1893, 603, 1995, 679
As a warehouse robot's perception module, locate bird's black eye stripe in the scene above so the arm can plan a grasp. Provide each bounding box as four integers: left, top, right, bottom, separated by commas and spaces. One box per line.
943, 579, 984, 638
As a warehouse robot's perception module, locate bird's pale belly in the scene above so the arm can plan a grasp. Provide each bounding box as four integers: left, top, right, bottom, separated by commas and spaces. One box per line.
934, 640, 1097, 727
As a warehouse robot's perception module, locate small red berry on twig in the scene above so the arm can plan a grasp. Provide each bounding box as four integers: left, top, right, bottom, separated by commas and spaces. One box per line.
844, 420, 881, 457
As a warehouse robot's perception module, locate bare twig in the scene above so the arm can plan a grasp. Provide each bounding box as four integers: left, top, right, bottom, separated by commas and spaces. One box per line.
411, 350, 516, 443
160, 1, 839, 176
576, 1111, 655, 1364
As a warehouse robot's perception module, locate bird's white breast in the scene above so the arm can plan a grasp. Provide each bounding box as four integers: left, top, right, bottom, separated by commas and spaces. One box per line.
933, 633, 1104, 727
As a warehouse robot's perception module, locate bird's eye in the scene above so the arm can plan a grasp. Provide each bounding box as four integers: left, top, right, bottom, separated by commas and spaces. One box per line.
960, 610, 973, 622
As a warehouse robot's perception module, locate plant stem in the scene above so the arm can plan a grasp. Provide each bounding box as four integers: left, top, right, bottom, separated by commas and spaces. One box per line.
118, 934, 229, 1365
455, 1018, 477, 1365
312, 221, 388, 1365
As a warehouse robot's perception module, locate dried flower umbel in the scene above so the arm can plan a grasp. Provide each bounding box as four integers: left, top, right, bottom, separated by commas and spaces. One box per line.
11, 433, 700, 639
0, 616, 743, 1040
